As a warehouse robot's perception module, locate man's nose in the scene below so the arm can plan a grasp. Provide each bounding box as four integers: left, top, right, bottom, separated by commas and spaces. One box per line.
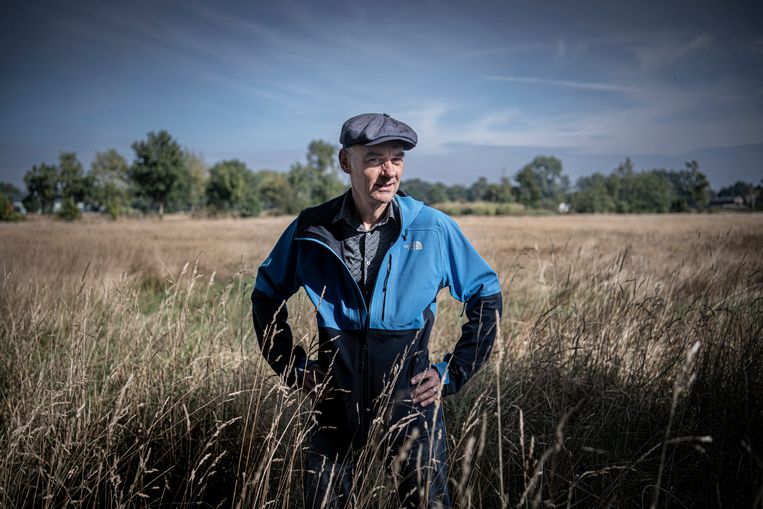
380, 160, 393, 175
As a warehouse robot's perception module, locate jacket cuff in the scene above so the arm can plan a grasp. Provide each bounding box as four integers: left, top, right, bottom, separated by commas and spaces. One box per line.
431, 360, 451, 385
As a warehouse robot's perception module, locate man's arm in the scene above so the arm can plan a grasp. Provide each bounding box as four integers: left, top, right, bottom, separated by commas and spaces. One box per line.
251, 219, 308, 387
437, 214, 503, 397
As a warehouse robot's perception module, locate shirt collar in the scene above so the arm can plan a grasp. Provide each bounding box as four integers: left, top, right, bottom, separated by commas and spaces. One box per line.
333, 190, 397, 230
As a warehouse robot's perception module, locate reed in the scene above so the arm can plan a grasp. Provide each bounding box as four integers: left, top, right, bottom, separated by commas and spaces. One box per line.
0, 213, 761, 507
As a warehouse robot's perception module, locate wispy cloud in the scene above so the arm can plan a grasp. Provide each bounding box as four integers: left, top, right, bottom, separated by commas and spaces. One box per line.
484, 75, 643, 94
485, 73, 751, 103
451, 42, 554, 59
404, 91, 763, 158
630, 34, 714, 70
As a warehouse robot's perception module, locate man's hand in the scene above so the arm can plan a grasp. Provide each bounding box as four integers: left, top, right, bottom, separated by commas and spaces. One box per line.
411, 368, 442, 407
302, 363, 326, 399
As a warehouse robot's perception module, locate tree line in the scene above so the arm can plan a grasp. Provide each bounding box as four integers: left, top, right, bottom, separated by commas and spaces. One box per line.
1, 130, 344, 220
1, 129, 761, 221
402, 156, 761, 213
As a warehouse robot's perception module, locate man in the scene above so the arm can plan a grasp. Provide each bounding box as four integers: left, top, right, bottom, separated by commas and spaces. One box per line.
252, 113, 502, 508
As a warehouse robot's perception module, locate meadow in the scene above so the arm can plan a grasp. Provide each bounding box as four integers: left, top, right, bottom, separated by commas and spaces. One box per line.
0, 213, 761, 508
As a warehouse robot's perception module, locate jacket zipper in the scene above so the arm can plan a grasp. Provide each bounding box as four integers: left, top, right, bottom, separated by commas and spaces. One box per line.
296, 236, 391, 445
381, 255, 392, 322
295, 236, 369, 440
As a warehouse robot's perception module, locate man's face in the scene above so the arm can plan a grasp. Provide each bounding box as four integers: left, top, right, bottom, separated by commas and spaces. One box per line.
340, 141, 405, 208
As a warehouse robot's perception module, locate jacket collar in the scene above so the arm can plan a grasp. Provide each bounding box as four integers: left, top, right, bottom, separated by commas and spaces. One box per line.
297, 189, 422, 238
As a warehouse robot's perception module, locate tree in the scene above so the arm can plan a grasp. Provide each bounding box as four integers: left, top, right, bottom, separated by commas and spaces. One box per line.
446, 184, 467, 202
0, 182, 22, 202
656, 160, 711, 211
256, 170, 294, 214
206, 159, 260, 216
468, 177, 490, 202
572, 173, 617, 213
483, 177, 514, 203
307, 140, 338, 175
401, 178, 435, 202
184, 150, 208, 212
514, 156, 568, 208
23, 163, 59, 213
618, 169, 675, 213
0, 183, 23, 221
717, 180, 759, 208
428, 183, 449, 204
58, 152, 89, 204
129, 130, 185, 216
90, 149, 129, 217
287, 140, 345, 212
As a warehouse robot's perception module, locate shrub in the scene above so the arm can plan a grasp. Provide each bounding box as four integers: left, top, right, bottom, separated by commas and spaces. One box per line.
56, 198, 81, 221
0, 194, 22, 221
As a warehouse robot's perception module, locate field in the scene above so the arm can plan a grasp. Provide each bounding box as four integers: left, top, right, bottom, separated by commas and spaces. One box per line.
1, 213, 762, 508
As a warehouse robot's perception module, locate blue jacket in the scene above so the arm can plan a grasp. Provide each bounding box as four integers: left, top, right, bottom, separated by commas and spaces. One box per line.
252, 191, 502, 451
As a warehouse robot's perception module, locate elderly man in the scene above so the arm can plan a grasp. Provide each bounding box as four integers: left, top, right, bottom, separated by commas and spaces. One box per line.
252, 113, 502, 508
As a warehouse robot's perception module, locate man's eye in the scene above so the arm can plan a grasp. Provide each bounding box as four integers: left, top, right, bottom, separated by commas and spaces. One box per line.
368, 158, 380, 165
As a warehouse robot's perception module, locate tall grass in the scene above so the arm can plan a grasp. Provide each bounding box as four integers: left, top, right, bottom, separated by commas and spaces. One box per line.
0, 214, 761, 507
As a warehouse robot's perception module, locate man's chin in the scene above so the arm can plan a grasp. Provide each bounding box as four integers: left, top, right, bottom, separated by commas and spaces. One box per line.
371, 190, 396, 203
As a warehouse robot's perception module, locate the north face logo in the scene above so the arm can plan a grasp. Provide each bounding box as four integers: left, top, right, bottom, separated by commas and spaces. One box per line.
404, 240, 423, 251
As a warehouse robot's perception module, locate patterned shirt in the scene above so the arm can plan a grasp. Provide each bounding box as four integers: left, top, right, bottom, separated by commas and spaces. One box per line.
333, 191, 400, 304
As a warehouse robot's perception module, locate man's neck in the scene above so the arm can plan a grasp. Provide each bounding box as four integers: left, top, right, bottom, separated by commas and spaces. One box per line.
351, 189, 390, 231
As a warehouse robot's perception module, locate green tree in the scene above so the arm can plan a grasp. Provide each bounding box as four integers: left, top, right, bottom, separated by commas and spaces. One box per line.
184, 150, 208, 212
23, 163, 59, 213
58, 152, 89, 204
287, 140, 345, 212
207, 160, 260, 216
514, 156, 568, 209
446, 184, 467, 202
656, 160, 711, 211
717, 180, 759, 208
256, 170, 294, 214
571, 173, 617, 213
401, 178, 435, 202
619, 169, 675, 213
0, 182, 22, 202
468, 177, 490, 202
428, 183, 449, 204
0, 183, 23, 221
483, 177, 514, 203
90, 149, 129, 217
129, 130, 185, 216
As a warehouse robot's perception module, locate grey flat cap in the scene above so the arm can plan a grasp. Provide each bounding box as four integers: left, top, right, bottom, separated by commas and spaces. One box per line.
339, 113, 417, 150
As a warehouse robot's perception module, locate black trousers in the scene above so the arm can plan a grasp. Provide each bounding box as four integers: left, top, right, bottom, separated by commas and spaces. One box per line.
303, 406, 451, 509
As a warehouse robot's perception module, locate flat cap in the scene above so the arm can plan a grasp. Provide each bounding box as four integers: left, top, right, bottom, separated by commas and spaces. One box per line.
339, 113, 417, 150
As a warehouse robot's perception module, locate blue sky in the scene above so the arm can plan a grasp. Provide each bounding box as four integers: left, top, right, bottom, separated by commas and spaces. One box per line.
2, 0, 762, 191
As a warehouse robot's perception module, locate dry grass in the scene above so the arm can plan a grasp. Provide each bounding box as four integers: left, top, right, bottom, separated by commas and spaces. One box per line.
1, 212, 762, 508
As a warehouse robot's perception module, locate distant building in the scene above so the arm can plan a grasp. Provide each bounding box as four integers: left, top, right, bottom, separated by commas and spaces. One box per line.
709, 196, 745, 209
558, 202, 570, 213
12, 201, 27, 214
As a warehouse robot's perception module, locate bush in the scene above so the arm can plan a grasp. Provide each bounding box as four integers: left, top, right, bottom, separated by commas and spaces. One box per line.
0, 194, 22, 222
56, 198, 81, 221
434, 201, 526, 216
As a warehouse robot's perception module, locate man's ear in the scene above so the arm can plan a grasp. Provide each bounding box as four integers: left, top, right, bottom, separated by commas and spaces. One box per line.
339, 148, 351, 175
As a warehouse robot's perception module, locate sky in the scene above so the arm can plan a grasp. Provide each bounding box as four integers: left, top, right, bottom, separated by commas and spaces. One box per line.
2, 0, 762, 191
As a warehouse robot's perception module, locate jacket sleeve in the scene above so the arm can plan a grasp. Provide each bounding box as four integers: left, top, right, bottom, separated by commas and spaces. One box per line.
251, 218, 308, 387
436, 214, 503, 397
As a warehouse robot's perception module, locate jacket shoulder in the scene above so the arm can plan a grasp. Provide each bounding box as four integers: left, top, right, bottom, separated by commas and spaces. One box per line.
405, 200, 458, 231
295, 193, 345, 232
